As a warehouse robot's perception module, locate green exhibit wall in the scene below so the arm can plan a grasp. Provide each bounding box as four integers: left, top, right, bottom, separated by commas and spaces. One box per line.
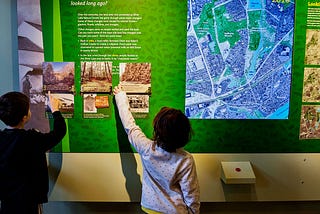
39, 0, 320, 153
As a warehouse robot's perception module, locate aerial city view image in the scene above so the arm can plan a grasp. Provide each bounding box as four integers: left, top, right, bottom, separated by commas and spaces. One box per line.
185, 0, 294, 119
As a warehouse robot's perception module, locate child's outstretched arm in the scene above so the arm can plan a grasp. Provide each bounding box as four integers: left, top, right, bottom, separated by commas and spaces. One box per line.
48, 91, 61, 113
33, 91, 66, 151
113, 85, 151, 153
113, 84, 138, 134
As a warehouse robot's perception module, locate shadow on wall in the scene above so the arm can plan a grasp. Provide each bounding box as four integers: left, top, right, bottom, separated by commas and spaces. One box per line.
113, 97, 142, 202
221, 182, 257, 201
48, 151, 63, 197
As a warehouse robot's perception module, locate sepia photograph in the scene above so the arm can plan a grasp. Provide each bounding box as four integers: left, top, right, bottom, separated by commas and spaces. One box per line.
45, 93, 74, 118
83, 94, 97, 113
127, 94, 149, 113
81, 61, 112, 93
119, 62, 151, 94
83, 94, 111, 119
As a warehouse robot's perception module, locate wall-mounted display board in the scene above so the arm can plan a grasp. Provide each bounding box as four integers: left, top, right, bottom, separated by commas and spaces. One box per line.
17, 0, 320, 153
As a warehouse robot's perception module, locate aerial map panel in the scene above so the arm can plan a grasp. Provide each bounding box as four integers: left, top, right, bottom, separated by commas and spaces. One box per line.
185, 0, 295, 119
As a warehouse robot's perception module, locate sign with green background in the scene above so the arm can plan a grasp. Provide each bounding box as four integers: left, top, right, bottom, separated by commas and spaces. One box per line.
40, 0, 320, 153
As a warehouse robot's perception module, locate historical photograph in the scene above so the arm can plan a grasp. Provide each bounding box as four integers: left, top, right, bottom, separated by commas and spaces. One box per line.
83, 94, 97, 113
43, 62, 75, 93
81, 62, 112, 93
45, 93, 74, 118
83, 94, 111, 119
127, 94, 149, 113
119, 62, 151, 94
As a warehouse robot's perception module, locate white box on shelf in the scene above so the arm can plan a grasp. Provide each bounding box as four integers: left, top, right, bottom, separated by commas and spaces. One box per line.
220, 161, 256, 184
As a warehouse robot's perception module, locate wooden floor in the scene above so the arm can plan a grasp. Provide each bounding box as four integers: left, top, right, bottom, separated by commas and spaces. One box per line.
43, 201, 320, 214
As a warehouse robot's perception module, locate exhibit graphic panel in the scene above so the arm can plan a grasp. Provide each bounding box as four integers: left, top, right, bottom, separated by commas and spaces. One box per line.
15, 0, 320, 153
17, 0, 50, 133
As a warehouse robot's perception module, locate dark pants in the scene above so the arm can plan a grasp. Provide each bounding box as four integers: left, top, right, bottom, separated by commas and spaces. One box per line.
0, 199, 40, 214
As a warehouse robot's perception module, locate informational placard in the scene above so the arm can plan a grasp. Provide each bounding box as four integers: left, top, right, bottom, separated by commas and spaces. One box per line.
16, 0, 320, 153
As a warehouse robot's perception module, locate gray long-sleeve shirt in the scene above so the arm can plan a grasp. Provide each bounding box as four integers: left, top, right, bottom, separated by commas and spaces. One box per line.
115, 91, 200, 214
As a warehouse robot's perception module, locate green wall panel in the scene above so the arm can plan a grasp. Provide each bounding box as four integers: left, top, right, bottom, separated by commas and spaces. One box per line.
40, 0, 320, 153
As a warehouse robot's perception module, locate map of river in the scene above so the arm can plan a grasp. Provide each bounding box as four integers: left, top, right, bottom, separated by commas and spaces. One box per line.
185, 0, 295, 119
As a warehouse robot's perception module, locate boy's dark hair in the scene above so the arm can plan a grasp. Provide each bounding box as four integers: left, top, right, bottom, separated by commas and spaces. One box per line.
153, 107, 193, 152
0, 92, 30, 127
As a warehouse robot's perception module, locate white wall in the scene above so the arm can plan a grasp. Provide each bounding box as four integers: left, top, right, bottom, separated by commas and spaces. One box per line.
48, 153, 320, 202
0, 0, 18, 95
0, 0, 18, 129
